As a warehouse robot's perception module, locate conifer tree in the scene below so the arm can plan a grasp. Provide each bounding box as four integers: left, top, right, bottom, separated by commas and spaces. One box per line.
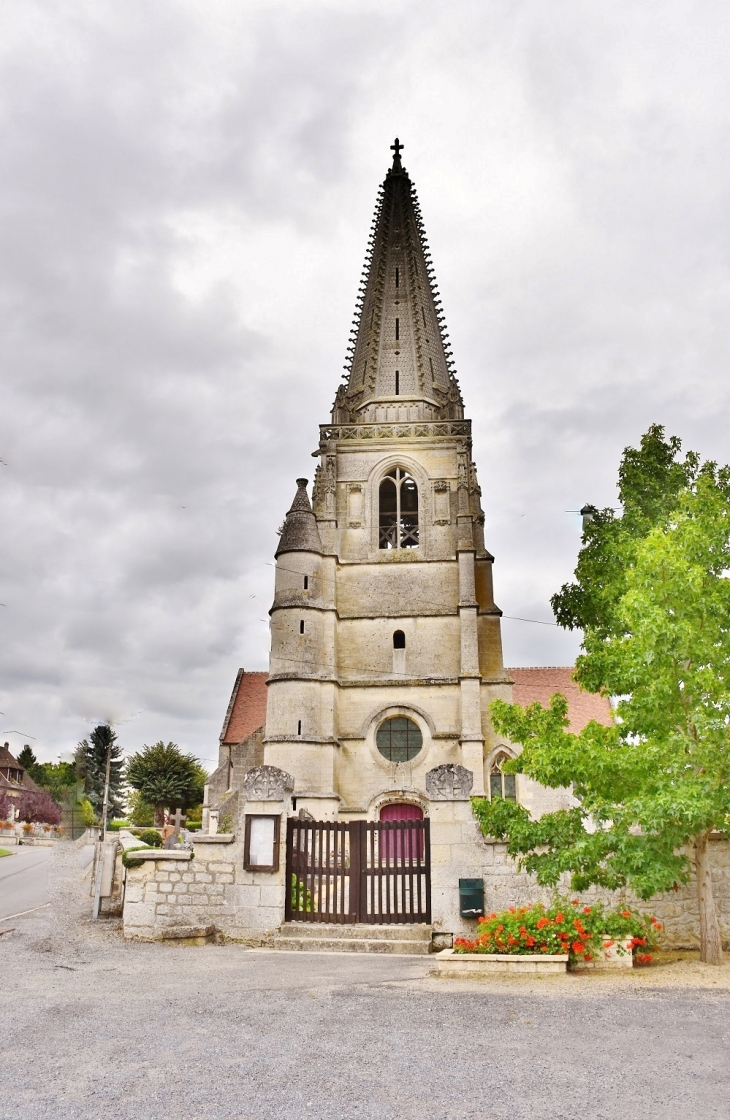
77, 724, 125, 821
125, 742, 206, 827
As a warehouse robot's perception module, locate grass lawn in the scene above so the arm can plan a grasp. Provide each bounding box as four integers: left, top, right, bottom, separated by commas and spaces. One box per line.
0, 849, 11, 857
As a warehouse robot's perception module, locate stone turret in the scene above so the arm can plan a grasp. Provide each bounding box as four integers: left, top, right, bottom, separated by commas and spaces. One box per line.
276, 479, 322, 557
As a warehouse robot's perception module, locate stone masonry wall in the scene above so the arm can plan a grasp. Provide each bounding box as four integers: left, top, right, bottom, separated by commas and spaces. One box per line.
122, 832, 286, 943
431, 802, 730, 949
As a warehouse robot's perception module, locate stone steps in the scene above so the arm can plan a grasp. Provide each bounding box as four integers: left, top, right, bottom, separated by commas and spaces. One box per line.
274, 922, 433, 955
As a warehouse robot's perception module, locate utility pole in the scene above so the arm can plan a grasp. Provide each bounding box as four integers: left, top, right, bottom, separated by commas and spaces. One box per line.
100, 741, 113, 838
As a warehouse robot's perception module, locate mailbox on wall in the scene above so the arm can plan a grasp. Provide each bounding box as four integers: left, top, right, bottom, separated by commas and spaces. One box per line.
243, 814, 281, 872
459, 877, 484, 918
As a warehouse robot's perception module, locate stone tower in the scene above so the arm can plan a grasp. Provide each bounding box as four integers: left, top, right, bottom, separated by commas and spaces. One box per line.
263, 139, 512, 821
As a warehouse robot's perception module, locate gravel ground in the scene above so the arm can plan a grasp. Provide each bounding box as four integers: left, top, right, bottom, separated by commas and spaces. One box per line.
0, 842, 728, 1120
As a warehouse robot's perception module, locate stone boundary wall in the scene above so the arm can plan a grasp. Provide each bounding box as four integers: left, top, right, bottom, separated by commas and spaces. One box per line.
121, 808, 729, 950
122, 835, 285, 943
431, 801, 730, 949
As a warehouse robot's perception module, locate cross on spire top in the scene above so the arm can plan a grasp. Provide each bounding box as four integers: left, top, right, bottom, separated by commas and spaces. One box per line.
390, 137, 404, 168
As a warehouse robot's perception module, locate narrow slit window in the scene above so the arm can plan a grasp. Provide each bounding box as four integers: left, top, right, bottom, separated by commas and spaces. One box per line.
393, 630, 406, 649
395, 370, 400, 395
422, 307, 426, 327
303, 576, 308, 590
395, 267, 399, 288
297, 720, 302, 736
429, 357, 434, 377
379, 468, 419, 549
299, 620, 305, 634
395, 317, 399, 341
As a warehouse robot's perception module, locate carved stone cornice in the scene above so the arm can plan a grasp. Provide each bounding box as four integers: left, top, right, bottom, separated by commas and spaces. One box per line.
319, 420, 471, 443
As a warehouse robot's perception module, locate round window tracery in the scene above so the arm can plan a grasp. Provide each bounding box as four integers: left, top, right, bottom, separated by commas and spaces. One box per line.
376, 716, 423, 762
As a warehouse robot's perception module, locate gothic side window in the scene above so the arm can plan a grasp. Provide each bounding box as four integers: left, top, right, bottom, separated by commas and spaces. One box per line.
379, 468, 419, 549
489, 751, 517, 801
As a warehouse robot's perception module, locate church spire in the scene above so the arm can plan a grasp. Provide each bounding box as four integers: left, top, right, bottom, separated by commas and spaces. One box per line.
337, 139, 463, 423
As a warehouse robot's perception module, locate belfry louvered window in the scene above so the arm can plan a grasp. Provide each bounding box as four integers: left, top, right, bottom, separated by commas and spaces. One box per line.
379, 468, 419, 549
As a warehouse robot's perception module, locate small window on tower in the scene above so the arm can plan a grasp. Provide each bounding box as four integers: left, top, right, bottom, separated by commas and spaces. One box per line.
395, 317, 399, 341
395, 370, 400, 396
393, 630, 406, 649
299, 620, 305, 634
395, 267, 399, 288
298, 720, 302, 736
303, 576, 308, 590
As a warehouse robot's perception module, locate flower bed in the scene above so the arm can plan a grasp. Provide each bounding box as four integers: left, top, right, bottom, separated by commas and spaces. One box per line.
453, 898, 661, 967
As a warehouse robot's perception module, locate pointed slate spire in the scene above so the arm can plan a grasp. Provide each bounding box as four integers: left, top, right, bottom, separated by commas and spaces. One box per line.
341, 138, 461, 416
275, 478, 323, 557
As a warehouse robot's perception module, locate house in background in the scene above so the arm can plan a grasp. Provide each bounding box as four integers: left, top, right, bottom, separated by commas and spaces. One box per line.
0, 742, 41, 815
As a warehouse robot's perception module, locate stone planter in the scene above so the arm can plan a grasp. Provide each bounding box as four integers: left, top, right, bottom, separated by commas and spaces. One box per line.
435, 949, 568, 976
573, 936, 634, 971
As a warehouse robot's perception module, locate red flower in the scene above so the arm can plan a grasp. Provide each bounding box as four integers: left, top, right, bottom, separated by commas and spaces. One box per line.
636, 953, 653, 965
571, 899, 579, 905
554, 912, 565, 923
572, 941, 585, 954
583, 906, 592, 914
621, 910, 631, 918
536, 917, 550, 929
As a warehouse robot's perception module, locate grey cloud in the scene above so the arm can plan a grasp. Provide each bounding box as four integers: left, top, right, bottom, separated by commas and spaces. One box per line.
1, 0, 729, 762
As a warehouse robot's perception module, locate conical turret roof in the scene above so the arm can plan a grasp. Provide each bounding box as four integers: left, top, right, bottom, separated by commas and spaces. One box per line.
339, 139, 461, 419
275, 478, 323, 557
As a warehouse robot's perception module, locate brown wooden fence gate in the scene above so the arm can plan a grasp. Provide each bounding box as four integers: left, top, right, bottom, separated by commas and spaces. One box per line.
285, 818, 431, 924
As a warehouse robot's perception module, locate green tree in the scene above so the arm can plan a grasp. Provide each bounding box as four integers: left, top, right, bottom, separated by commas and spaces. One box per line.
474, 427, 730, 964
77, 725, 125, 822
17, 745, 43, 784
126, 789, 156, 827
17, 746, 78, 804
125, 742, 206, 827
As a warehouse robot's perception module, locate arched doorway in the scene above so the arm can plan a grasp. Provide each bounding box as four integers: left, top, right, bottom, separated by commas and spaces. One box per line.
379, 802, 424, 859
379, 802, 423, 823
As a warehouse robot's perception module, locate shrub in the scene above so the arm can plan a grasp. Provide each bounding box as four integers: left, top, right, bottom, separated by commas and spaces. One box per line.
453, 897, 661, 965
107, 819, 131, 831
138, 829, 163, 848
122, 845, 151, 869
16, 789, 61, 825
290, 874, 313, 913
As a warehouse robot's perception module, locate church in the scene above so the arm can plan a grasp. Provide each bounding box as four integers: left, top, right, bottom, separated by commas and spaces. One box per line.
197, 139, 611, 943
121, 141, 725, 948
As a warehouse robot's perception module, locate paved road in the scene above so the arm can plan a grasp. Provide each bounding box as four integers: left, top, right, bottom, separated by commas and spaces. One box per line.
1, 845, 728, 1120
0, 846, 50, 920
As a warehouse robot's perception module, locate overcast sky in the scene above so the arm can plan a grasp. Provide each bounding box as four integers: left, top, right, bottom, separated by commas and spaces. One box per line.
2, 1, 729, 767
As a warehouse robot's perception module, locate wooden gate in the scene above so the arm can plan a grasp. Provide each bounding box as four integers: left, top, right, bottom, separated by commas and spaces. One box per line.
285, 818, 431, 924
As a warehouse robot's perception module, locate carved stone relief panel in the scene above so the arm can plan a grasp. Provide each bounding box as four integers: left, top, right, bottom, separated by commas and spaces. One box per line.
426, 763, 474, 800
242, 766, 295, 801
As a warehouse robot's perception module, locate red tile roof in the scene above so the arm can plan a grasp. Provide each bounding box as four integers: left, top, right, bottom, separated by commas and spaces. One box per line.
218, 666, 612, 746
507, 667, 613, 732
219, 670, 268, 744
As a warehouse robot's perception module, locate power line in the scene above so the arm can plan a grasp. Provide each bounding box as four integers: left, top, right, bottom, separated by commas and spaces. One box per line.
266, 562, 559, 628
